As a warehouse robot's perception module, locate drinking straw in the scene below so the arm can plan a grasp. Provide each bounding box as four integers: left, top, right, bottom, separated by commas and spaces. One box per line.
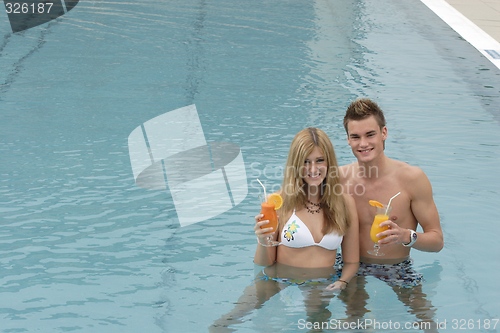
385, 191, 401, 215
257, 178, 267, 202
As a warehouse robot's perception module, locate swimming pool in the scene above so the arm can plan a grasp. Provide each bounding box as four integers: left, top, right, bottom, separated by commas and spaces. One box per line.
1, 0, 499, 332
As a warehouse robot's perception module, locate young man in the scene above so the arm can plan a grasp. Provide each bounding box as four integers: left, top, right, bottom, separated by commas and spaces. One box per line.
338, 98, 444, 330
341, 98, 443, 268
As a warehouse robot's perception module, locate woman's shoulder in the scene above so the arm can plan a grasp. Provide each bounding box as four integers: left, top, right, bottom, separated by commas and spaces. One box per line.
341, 192, 355, 208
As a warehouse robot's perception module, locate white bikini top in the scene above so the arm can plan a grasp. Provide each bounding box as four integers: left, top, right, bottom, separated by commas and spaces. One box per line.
279, 210, 343, 250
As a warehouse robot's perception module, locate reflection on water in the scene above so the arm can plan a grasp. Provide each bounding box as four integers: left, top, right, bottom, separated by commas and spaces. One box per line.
0, 0, 499, 332
210, 262, 443, 333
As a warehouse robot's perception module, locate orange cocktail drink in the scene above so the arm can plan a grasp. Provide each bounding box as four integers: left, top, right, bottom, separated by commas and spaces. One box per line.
259, 202, 278, 233
370, 212, 390, 243
256, 191, 283, 247
367, 200, 392, 256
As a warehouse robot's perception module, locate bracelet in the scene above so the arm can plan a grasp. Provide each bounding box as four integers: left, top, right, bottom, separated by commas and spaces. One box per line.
337, 279, 349, 285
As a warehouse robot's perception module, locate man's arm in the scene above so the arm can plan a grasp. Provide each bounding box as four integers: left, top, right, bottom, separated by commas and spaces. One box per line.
407, 167, 444, 252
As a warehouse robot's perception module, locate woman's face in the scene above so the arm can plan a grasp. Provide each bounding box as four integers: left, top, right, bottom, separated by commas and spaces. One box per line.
301, 146, 327, 188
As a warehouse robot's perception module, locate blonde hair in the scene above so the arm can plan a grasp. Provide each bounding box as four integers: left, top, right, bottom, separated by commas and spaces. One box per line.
278, 127, 350, 235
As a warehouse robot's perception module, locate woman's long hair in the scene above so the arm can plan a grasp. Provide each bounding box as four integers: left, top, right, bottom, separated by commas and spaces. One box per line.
278, 127, 350, 235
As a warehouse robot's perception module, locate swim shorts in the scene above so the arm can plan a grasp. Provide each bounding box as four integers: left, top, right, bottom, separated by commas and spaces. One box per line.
335, 253, 422, 288
358, 258, 423, 288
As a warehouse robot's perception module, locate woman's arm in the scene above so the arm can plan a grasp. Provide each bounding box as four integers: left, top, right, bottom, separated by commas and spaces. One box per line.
253, 213, 278, 266
326, 194, 359, 292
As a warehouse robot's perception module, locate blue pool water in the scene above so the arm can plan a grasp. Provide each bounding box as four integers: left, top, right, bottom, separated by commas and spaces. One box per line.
1, 0, 499, 332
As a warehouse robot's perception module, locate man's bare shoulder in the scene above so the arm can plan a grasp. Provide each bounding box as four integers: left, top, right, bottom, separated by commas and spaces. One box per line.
390, 159, 427, 182
339, 163, 357, 181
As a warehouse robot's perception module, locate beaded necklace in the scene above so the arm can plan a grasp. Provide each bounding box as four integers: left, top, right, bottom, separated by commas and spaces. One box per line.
305, 200, 322, 214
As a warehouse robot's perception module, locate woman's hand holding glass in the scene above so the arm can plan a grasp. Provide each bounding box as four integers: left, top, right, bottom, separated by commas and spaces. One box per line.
254, 212, 279, 247
254, 190, 282, 247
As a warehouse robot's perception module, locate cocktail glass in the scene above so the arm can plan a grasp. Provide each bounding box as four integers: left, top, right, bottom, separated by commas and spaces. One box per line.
367, 205, 392, 256
258, 200, 279, 247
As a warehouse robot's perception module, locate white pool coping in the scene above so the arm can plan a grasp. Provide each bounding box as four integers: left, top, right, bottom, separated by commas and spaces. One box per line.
420, 0, 500, 70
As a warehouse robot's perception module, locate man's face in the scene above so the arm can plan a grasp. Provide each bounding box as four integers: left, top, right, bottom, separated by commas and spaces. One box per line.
346, 116, 387, 163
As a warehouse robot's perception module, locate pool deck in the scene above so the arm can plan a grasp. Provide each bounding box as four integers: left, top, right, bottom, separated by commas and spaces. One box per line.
422, 0, 500, 69
446, 0, 500, 43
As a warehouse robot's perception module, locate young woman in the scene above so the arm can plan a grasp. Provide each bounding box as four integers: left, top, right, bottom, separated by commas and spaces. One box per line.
254, 127, 359, 292
210, 128, 359, 332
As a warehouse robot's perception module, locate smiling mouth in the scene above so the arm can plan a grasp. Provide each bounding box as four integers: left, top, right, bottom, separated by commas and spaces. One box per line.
358, 148, 373, 154
307, 173, 322, 179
